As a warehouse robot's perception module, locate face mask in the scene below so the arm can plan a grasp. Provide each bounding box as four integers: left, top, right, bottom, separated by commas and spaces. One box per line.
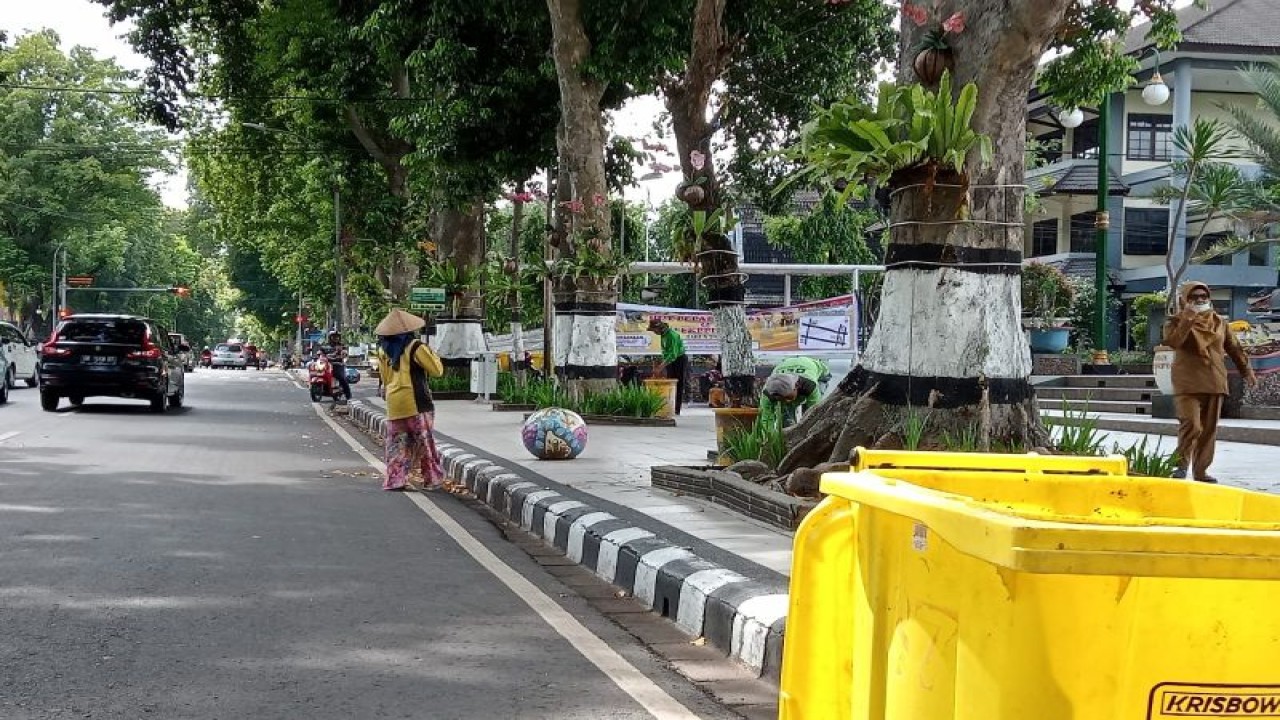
1191, 301, 1212, 314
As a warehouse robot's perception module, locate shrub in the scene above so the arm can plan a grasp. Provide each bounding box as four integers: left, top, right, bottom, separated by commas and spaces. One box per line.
1021, 262, 1074, 329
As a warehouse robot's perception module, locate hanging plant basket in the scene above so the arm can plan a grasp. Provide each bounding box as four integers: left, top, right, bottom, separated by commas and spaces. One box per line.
680, 184, 706, 206
913, 47, 954, 86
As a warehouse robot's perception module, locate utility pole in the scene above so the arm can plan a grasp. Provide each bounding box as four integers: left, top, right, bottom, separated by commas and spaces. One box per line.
334, 185, 344, 334
510, 183, 526, 383
296, 292, 304, 358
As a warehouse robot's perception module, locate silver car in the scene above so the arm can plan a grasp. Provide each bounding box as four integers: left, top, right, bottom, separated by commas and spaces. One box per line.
0, 321, 39, 388
212, 342, 248, 369
0, 341, 10, 404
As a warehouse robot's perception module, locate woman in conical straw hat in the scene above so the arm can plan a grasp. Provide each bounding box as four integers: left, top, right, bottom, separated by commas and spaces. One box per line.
375, 309, 445, 491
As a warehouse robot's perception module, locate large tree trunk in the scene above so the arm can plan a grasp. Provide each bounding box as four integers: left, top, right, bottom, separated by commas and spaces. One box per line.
432, 202, 489, 375
665, 0, 752, 404
779, 0, 1070, 478
665, 0, 756, 404
546, 0, 617, 392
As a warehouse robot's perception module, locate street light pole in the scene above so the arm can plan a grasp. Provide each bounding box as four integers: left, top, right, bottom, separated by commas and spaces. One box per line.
334, 185, 344, 334
1093, 94, 1111, 368
296, 292, 304, 358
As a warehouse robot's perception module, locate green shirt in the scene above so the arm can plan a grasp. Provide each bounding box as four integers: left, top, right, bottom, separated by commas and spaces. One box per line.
758, 357, 830, 428
660, 328, 686, 363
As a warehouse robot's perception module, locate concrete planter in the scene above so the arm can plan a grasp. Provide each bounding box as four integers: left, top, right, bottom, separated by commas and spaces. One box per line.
651, 465, 817, 531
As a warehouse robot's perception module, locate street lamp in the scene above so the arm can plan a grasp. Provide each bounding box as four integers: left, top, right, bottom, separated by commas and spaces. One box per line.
1089, 55, 1170, 371
240, 121, 344, 334
1058, 107, 1085, 129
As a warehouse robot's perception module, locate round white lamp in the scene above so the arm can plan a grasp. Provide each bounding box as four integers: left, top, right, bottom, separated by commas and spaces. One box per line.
1058, 107, 1085, 129
1143, 71, 1171, 106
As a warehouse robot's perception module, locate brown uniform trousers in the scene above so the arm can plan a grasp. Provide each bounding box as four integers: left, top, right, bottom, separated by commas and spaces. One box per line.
1174, 394, 1223, 480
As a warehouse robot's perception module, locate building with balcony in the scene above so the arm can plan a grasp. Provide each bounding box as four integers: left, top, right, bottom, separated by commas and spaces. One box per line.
1024, 0, 1278, 346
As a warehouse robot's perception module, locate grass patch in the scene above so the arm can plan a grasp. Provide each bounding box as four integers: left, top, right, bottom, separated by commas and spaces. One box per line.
722, 416, 787, 469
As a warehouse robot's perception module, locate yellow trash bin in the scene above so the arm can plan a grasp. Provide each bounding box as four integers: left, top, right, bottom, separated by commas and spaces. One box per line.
780, 449, 1280, 720
643, 378, 678, 419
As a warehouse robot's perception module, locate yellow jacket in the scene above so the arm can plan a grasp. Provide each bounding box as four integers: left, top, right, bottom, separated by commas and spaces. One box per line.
377, 340, 443, 420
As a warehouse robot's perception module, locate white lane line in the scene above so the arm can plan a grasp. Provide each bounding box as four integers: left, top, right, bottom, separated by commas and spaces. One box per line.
0, 431, 21, 443
309, 405, 700, 720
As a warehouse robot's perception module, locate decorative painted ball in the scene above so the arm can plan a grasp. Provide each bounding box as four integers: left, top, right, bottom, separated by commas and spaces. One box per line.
521, 407, 588, 460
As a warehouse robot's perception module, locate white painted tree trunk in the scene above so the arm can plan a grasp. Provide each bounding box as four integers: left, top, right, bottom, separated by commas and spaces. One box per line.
862, 270, 1029, 379
434, 322, 488, 361
712, 304, 754, 377
511, 320, 525, 376
553, 313, 574, 368
567, 315, 618, 369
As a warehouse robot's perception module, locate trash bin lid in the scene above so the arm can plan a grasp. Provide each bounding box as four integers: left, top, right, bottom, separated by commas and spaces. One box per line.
821, 470, 1280, 580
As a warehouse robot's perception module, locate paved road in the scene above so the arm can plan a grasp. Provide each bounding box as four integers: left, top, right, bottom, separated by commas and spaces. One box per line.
0, 369, 734, 719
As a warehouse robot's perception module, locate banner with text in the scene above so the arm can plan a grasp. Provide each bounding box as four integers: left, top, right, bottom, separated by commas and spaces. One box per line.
616, 295, 858, 355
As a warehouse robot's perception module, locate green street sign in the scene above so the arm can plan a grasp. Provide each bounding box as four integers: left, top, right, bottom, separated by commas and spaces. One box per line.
409, 287, 446, 312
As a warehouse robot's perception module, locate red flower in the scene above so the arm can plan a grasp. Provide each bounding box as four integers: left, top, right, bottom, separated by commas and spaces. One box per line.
559, 199, 584, 214
942, 11, 965, 34
902, 3, 929, 27
593, 193, 606, 206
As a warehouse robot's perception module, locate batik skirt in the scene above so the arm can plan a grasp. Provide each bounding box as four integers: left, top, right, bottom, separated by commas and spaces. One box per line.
383, 411, 444, 491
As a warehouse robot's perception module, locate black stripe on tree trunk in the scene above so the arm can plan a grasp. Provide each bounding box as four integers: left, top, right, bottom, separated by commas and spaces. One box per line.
839, 366, 1032, 407
884, 243, 1023, 275
562, 364, 618, 379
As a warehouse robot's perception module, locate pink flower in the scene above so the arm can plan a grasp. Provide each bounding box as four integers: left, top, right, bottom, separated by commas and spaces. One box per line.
942, 11, 965, 34
902, 3, 929, 27
559, 199, 584, 214
593, 193, 606, 206
690, 150, 706, 171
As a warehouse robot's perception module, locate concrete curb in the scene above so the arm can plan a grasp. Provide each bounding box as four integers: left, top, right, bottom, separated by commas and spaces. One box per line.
346, 401, 788, 680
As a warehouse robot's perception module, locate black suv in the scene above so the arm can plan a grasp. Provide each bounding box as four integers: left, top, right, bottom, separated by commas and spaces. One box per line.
39, 314, 188, 413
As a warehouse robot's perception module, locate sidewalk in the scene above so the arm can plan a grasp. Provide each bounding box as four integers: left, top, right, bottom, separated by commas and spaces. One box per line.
369, 397, 795, 576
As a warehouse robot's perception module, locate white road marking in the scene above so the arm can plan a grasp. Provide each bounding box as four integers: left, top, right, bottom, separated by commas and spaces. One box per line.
0, 431, 21, 443
310, 404, 700, 720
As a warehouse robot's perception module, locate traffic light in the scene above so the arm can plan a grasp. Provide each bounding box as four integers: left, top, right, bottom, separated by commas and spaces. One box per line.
170, 286, 191, 297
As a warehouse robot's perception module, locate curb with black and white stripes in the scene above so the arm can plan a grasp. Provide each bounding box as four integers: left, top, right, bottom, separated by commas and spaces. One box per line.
346, 401, 789, 679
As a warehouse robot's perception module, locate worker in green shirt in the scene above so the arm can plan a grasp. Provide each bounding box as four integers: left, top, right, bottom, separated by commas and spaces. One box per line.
648, 318, 689, 415
759, 356, 831, 428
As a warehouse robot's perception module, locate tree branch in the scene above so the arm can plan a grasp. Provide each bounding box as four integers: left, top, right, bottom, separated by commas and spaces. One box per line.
343, 104, 395, 171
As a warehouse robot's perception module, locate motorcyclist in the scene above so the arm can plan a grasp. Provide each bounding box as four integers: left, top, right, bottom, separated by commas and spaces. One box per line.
322, 330, 352, 402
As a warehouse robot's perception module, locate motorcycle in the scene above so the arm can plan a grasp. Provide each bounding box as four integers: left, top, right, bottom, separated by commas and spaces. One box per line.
308, 353, 341, 403
200, 349, 213, 368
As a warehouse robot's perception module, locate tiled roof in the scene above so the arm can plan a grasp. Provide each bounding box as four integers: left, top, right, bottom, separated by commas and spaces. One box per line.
1125, 0, 1280, 55
1032, 162, 1130, 196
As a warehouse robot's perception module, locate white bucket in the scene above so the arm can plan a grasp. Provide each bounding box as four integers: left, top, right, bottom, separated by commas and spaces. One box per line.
1153, 346, 1175, 395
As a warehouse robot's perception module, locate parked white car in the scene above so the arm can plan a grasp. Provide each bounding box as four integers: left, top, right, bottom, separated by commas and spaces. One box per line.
0, 341, 10, 404
0, 321, 39, 388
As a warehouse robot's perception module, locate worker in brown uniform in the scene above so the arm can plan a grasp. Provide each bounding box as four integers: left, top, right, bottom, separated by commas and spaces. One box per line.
1162, 281, 1257, 482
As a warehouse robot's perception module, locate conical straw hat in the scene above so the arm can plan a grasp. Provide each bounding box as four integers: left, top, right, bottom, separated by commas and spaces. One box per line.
375, 308, 426, 336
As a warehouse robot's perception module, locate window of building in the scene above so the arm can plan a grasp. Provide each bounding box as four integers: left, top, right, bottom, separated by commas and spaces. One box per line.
1123, 208, 1170, 255
1069, 212, 1096, 253
1250, 242, 1271, 267
1195, 231, 1231, 266
1031, 219, 1059, 257
1127, 114, 1173, 161
1072, 120, 1100, 159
